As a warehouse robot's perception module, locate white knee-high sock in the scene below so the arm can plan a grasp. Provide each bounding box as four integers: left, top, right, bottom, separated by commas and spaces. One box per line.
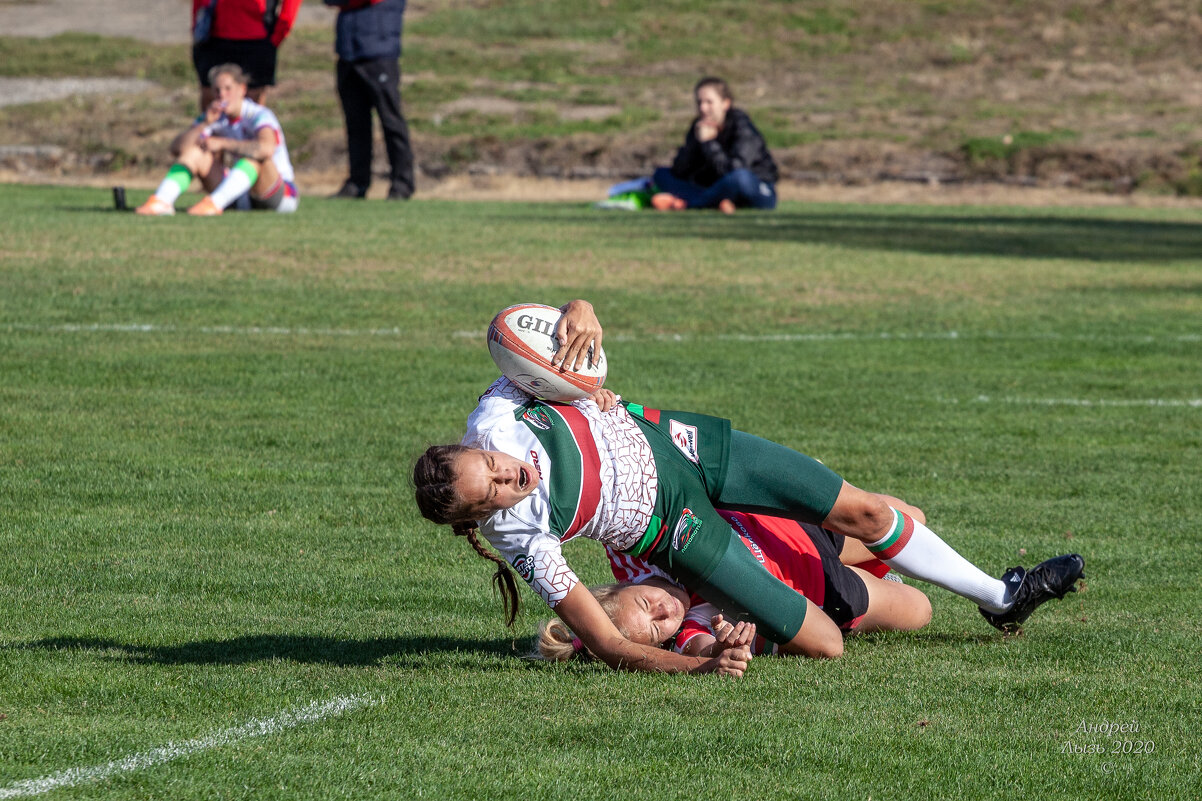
867, 508, 1012, 613
208, 158, 258, 210
152, 163, 193, 205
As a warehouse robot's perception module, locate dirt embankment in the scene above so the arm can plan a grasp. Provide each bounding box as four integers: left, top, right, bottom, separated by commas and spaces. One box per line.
4, 0, 1202, 206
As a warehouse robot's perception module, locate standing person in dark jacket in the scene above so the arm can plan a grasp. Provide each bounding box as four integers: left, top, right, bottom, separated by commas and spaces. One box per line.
191, 0, 302, 113
326, 0, 415, 200
651, 77, 778, 214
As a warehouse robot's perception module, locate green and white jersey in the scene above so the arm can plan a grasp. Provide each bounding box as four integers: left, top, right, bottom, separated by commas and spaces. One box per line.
462, 377, 658, 607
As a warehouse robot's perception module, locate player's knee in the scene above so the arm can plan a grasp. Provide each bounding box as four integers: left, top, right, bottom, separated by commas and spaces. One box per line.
812, 636, 843, 659
178, 146, 207, 170
909, 591, 933, 630
784, 613, 845, 659
830, 489, 894, 540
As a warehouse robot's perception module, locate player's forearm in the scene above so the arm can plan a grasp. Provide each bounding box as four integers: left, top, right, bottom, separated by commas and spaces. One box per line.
592, 635, 710, 673
221, 138, 272, 161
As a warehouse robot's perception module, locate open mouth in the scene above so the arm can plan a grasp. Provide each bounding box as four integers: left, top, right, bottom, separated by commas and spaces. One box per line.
518, 467, 529, 490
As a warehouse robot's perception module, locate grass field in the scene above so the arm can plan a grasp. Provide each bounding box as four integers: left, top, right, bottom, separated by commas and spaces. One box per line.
0, 185, 1199, 799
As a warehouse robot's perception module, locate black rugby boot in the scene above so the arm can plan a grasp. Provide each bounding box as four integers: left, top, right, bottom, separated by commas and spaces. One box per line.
980, 553, 1085, 633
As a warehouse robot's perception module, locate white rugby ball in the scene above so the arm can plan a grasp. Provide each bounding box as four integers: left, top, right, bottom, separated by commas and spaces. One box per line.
487, 303, 607, 401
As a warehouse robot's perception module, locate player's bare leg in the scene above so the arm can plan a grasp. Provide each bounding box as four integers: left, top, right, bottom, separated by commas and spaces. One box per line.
778, 597, 844, 659
848, 567, 932, 633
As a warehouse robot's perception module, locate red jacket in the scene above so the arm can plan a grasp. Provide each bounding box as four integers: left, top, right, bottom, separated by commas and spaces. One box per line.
193, 0, 302, 47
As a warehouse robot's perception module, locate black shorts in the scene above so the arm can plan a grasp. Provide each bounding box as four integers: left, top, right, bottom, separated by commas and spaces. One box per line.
801, 522, 870, 629
193, 37, 278, 89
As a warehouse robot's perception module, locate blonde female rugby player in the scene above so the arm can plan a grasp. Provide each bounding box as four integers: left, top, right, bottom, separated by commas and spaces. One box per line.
137, 64, 298, 217
413, 301, 1084, 676
539, 509, 934, 662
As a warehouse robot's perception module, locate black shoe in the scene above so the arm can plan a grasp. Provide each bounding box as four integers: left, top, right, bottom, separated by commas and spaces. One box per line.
980, 553, 1085, 633
386, 186, 412, 201
331, 182, 367, 199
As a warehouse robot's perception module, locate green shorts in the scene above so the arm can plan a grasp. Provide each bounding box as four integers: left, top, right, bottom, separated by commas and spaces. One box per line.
622, 403, 843, 644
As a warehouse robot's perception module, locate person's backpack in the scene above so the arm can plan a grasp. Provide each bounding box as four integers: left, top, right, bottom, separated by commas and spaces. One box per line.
193, 0, 217, 44
262, 0, 282, 38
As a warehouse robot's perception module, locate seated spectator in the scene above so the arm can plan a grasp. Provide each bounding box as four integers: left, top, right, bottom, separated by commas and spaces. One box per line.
136, 64, 299, 217
651, 77, 779, 214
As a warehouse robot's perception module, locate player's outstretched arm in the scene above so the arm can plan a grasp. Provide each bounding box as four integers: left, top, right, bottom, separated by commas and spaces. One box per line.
555, 584, 750, 677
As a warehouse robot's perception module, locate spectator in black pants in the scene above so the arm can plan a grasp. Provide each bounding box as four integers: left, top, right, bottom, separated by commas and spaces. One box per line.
325, 0, 414, 200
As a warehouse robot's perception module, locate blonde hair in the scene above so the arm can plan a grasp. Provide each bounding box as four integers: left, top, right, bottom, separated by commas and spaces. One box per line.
534, 584, 628, 661
208, 63, 250, 87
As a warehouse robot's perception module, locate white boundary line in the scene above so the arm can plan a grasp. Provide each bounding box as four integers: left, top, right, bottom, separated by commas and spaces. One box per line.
1, 322, 1198, 344
0, 694, 381, 799
965, 395, 1202, 408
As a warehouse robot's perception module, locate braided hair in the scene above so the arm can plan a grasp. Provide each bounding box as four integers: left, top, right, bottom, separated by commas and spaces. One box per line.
413, 444, 522, 626
534, 584, 627, 661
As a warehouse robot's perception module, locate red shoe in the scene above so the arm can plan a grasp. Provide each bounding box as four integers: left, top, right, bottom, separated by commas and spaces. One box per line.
134, 195, 174, 216
187, 196, 223, 216
718, 199, 736, 215
650, 192, 686, 211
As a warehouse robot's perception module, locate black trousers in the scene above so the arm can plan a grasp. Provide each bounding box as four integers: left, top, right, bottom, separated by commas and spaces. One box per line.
336, 57, 414, 197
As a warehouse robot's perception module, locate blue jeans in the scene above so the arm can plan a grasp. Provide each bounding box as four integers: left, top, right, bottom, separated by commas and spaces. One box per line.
652, 167, 777, 210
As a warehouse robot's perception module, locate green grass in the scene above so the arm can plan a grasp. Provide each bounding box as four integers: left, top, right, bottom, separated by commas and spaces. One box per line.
1, 185, 1200, 799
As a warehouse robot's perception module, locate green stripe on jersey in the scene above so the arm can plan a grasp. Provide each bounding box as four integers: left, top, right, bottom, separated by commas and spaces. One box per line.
515, 402, 584, 539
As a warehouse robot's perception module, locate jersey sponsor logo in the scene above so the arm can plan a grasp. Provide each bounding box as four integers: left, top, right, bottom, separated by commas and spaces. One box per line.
742, 534, 766, 565
530, 450, 543, 480
721, 511, 766, 565
671, 508, 703, 553
669, 420, 700, 463
522, 405, 553, 431
511, 553, 534, 583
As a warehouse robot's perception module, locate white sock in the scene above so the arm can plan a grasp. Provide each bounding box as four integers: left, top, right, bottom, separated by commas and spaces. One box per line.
152, 163, 192, 205
207, 159, 258, 210
867, 508, 1012, 613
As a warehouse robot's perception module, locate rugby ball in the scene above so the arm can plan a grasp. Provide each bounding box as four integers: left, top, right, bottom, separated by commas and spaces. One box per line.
487, 303, 607, 401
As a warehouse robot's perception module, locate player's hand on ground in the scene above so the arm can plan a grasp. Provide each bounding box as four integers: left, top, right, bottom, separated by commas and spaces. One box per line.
710, 614, 756, 651
555, 299, 603, 371
707, 644, 751, 678
587, 388, 619, 412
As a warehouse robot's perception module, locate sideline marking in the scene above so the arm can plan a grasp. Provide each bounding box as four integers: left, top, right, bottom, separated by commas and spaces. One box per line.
2, 323, 405, 337
1, 322, 1198, 345
0, 694, 381, 799
966, 395, 1202, 408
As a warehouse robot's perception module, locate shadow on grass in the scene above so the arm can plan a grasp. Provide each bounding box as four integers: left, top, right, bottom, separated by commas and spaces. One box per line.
11, 633, 539, 669
551, 208, 1202, 263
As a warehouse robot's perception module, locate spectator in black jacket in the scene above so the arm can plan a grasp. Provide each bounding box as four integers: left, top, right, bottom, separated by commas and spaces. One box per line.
326, 0, 415, 200
651, 77, 778, 214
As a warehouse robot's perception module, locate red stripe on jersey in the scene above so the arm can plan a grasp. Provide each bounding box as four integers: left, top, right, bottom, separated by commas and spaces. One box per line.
642, 407, 661, 424
551, 404, 602, 540
606, 548, 632, 582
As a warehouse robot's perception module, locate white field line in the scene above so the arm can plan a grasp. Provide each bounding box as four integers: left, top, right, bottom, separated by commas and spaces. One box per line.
1, 322, 1199, 345
5, 323, 1197, 410
2, 323, 407, 337
0, 694, 381, 799
965, 395, 1202, 408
